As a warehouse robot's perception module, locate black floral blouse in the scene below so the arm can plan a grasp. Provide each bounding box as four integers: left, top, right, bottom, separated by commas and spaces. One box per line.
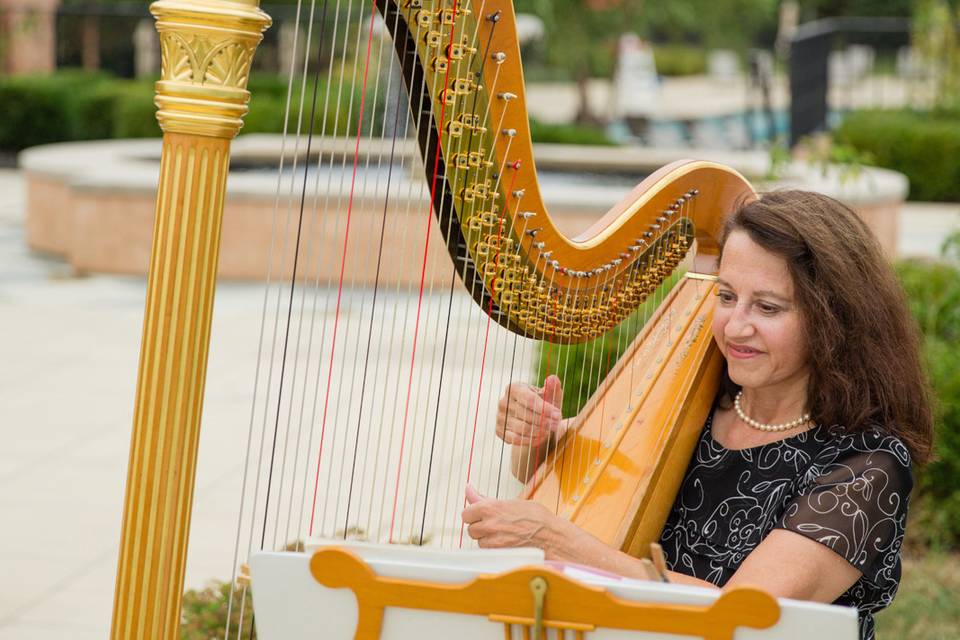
658, 413, 913, 640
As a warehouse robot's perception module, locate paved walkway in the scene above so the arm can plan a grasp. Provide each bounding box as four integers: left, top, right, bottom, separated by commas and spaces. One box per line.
0, 167, 957, 638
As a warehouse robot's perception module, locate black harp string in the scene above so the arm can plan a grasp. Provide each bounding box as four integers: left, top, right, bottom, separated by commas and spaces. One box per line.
239, 2, 336, 637
365, 0, 447, 544
382, 0, 468, 544
258, 0, 335, 554
290, 0, 372, 550
403, 0, 503, 545
330, 0, 408, 541
418, 5, 500, 546
317, 0, 378, 537
226, 0, 326, 632
342, 6, 412, 537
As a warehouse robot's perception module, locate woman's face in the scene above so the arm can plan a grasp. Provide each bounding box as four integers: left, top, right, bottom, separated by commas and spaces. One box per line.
712, 229, 809, 393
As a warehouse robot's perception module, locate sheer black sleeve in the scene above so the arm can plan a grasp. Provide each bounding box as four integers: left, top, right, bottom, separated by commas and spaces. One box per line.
777, 430, 913, 586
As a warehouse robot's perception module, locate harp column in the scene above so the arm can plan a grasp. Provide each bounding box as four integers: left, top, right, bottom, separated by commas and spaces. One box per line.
110, 1, 270, 638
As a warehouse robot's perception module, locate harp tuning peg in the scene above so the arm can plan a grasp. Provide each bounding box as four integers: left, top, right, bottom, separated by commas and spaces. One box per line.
533, 241, 545, 250
525, 227, 542, 237
498, 92, 517, 101
512, 188, 526, 198
487, 10, 502, 22
502, 128, 517, 137
491, 51, 507, 63
519, 211, 536, 219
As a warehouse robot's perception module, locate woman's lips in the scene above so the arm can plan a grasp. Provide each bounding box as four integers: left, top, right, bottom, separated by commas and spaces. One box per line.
727, 343, 762, 359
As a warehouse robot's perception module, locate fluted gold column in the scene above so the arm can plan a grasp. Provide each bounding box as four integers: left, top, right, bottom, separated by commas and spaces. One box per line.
111, 1, 269, 638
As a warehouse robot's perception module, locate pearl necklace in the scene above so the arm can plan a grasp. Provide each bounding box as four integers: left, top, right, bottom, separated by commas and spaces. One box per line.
734, 391, 811, 432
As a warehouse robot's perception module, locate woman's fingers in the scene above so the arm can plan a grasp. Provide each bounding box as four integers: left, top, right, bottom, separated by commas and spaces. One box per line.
500, 383, 562, 417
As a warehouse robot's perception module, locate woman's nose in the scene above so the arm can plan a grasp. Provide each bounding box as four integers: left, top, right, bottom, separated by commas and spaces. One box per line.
724, 304, 755, 339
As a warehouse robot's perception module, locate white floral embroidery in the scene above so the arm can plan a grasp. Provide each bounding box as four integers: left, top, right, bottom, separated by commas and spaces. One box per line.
659, 415, 912, 640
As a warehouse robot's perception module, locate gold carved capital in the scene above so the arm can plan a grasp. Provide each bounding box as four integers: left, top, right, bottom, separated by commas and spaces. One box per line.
151, 0, 271, 138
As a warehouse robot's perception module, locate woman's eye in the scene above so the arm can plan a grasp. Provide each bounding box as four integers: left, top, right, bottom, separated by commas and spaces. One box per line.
717, 291, 735, 304
758, 303, 780, 315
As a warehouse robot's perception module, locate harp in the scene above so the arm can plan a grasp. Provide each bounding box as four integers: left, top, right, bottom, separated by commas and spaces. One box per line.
105, 0, 820, 638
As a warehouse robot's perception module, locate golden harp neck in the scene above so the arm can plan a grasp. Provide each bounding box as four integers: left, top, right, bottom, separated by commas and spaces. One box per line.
383, 0, 754, 342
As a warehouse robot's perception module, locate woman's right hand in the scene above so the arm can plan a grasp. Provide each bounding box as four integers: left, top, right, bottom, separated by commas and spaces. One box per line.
496, 375, 564, 447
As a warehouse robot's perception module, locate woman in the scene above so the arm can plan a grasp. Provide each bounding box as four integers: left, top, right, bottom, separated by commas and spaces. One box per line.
461, 190, 934, 640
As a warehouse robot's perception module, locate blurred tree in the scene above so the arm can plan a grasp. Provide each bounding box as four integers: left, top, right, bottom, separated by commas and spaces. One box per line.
515, 0, 624, 124
515, 0, 779, 122
913, 0, 960, 111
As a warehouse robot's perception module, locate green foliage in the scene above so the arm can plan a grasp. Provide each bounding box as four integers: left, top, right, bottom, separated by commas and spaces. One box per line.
514, 0, 777, 80
896, 233, 960, 550
0, 71, 159, 149
875, 551, 960, 638
180, 581, 254, 640
798, 133, 876, 184
0, 71, 104, 150
652, 45, 707, 77
0, 70, 385, 150
528, 119, 616, 146
533, 275, 678, 417
913, 0, 960, 112
835, 109, 960, 201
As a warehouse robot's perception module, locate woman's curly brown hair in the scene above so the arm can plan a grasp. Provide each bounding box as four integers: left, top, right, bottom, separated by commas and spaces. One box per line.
716, 190, 934, 464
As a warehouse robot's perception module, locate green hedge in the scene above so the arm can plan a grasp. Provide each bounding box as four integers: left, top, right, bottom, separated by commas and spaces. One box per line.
653, 45, 708, 77
528, 119, 616, 147
536, 237, 960, 551
1, 71, 613, 150
0, 72, 159, 150
835, 109, 960, 202
896, 233, 960, 550
0, 71, 387, 151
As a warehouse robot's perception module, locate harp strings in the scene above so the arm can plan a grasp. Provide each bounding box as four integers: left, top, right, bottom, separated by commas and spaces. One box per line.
227, 0, 700, 635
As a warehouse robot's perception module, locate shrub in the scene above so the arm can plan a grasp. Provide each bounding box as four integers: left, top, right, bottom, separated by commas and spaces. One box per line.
180, 581, 254, 640
653, 45, 708, 77
0, 71, 386, 150
896, 233, 960, 550
528, 119, 616, 147
0, 71, 105, 150
835, 109, 960, 202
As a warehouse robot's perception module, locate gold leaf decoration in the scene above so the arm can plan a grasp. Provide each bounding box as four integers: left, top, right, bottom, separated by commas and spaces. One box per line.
160, 32, 199, 82
204, 42, 254, 89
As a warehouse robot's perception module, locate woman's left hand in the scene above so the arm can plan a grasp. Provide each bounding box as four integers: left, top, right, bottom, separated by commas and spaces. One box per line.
461, 485, 568, 555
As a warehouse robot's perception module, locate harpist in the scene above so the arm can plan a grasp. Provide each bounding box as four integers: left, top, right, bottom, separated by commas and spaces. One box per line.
462, 190, 934, 640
